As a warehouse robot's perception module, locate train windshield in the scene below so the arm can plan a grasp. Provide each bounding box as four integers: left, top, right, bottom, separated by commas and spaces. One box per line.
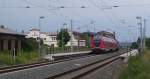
94, 35, 101, 47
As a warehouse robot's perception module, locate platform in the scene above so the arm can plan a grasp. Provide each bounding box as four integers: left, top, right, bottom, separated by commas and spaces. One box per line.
43, 51, 91, 60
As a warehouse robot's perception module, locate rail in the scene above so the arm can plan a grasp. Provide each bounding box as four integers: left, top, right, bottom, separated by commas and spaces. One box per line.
0, 52, 94, 74
45, 50, 129, 79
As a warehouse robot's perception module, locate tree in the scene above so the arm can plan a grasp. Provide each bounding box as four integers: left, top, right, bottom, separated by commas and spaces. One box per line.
130, 42, 138, 49
57, 29, 70, 47
146, 38, 150, 48
22, 38, 39, 52
136, 37, 150, 48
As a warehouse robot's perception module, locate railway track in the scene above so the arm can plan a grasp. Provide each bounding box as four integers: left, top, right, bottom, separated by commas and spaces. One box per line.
46, 51, 127, 79
0, 49, 129, 79
0, 52, 96, 74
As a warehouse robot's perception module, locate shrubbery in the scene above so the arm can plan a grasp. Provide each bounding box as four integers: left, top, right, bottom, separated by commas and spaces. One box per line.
131, 37, 150, 49
22, 38, 38, 52
119, 49, 150, 79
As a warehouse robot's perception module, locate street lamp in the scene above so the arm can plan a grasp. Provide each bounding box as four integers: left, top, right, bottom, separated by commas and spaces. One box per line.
101, 5, 119, 9
113, 6, 119, 8
91, 21, 96, 34
38, 16, 45, 60
136, 16, 142, 19
136, 16, 146, 53
59, 6, 86, 9
59, 6, 86, 53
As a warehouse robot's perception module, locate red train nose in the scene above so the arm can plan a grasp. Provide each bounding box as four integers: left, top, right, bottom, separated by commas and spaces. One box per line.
100, 41, 105, 48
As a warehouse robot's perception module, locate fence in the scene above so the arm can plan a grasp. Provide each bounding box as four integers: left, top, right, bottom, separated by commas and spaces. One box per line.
42, 46, 91, 54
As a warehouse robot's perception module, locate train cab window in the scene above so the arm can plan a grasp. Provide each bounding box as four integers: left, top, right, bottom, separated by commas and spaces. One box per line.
94, 35, 101, 47
104, 34, 114, 38
94, 39, 100, 47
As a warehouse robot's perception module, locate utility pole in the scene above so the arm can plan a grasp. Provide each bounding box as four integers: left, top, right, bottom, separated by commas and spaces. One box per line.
38, 16, 45, 60
140, 21, 143, 52
136, 16, 145, 53
77, 27, 80, 52
143, 19, 146, 49
86, 25, 90, 47
61, 23, 66, 53
38, 18, 41, 60
61, 28, 64, 52
91, 21, 96, 34
71, 20, 73, 53
94, 23, 95, 34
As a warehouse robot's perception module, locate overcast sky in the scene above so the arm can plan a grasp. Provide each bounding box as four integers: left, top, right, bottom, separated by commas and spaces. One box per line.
0, 0, 150, 42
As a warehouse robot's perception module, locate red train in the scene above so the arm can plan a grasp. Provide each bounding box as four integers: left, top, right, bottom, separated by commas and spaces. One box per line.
90, 31, 119, 53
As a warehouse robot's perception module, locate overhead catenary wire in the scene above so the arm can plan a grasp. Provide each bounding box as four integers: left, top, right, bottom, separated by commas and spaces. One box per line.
3, 0, 150, 32
21, 0, 93, 31
54, 0, 94, 31
86, 0, 119, 28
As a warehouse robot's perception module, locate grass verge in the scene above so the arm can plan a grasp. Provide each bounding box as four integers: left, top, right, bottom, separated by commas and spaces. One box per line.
0, 50, 38, 66
119, 49, 150, 79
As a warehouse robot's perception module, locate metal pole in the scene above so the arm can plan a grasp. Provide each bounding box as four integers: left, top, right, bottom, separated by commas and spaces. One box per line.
71, 20, 73, 53
13, 48, 16, 63
91, 21, 95, 33
93, 23, 96, 33
87, 27, 90, 48
77, 28, 80, 52
61, 28, 64, 53
61, 23, 65, 53
143, 19, 146, 49
38, 17, 41, 60
38, 16, 44, 60
140, 18, 143, 51
139, 18, 143, 52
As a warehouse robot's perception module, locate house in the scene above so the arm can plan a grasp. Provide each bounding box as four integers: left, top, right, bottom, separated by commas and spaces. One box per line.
66, 31, 86, 47
0, 25, 25, 51
26, 28, 58, 47
26, 28, 86, 47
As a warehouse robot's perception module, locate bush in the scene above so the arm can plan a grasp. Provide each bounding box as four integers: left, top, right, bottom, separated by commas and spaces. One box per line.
119, 50, 150, 79
22, 38, 38, 52
146, 38, 150, 48
130, 42, 138, 49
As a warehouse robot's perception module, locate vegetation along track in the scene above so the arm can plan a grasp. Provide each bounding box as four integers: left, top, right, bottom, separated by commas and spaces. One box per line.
0, 52, 96, 74
46, 50, 128, 79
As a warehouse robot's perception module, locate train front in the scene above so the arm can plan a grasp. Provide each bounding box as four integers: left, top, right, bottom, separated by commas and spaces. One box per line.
90, 33, 105, 53
90, 31, 120, 53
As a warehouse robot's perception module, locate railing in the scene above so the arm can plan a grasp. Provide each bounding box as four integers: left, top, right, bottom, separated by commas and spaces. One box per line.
43, 46, 91, 54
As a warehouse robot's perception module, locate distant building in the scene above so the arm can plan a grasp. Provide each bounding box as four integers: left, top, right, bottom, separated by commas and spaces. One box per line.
66, 31, 86, 47
26, 28, 86, 47
26, 28, 58, 47
0, 25, 25, 51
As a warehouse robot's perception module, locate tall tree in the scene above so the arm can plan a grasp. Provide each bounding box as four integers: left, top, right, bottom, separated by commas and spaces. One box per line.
146, 38, 150, 48
57, 29, 70, 47
130, 42, 138, 49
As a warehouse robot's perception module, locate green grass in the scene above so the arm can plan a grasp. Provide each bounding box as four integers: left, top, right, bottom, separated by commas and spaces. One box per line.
0, 46, 90, 66
119, 49, 150, 79
0, 50, 38, 66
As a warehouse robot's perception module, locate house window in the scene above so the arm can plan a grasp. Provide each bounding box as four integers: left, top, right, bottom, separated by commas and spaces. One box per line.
52, 37, 56, 40
37, 37, 39, 40
33, 32, 38, 36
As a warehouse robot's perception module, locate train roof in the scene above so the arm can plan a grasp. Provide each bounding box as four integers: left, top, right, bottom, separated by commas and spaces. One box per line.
97, 31, 114, 35
96, 31, 115, 38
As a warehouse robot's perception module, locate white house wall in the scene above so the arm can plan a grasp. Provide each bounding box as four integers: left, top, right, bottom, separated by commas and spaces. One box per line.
26, 29, 86, 47
26, 30, 58, 47
26, 30, 39, 39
